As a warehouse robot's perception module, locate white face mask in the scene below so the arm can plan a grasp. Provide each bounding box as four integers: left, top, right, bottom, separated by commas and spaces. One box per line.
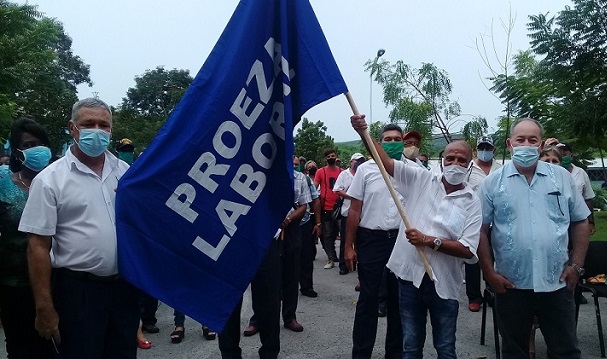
442, 161, 470, 185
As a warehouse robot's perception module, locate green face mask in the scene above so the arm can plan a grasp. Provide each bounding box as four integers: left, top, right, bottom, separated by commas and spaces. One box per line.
117, 151, 135, 165
382, 142, 404, 160
561, 156, 572, 169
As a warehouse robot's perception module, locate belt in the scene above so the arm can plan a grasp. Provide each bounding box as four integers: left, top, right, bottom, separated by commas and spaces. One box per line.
358, 227, 399, 239
55, 268, 120, 282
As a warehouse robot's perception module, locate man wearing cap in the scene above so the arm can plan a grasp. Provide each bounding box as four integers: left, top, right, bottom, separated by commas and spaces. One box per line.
116, 138, 136, 165
465, 135, 502, 312
402, 130, 425, 168
334, 153, 366, 275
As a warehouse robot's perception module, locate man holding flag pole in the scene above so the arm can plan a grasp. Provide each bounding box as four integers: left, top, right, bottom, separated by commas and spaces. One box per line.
348, 113, 482, 358
115, 0, 348, 346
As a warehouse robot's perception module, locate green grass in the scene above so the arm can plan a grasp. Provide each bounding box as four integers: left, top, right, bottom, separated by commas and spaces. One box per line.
592, 211, 607, 241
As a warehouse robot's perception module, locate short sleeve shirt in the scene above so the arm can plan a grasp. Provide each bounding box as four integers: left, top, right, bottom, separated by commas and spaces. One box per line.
19, 149, 130, 276
333, 169, 354, 216
480, 161, 590, 292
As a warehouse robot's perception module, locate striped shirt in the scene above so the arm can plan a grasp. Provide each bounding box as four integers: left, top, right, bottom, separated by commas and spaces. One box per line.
387, 160, 481, 301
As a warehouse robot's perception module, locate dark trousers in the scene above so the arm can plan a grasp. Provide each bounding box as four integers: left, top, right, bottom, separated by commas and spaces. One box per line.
352, 228, 402, 359
219, 239, 281, 359
339, 216, 348, 271
465, 262, 483, 304
321, 211, 339, 262
0, 284, 54, 359
496, 287, 580, 359
281, 221, 302, 324
52, 271, 140, 359
174, 310, 185, 327
139, 291, 158, 326
299, 219, 317, 291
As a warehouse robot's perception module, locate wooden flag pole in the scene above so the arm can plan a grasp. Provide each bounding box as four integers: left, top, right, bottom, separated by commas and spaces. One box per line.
344, 92, 434, 279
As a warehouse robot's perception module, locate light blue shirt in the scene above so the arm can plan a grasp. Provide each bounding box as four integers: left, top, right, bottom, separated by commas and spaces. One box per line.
301, 174, 319, 225
480, 161, 590, 292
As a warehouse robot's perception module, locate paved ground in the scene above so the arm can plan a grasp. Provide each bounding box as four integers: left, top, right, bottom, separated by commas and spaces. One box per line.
1, 243, 604, 358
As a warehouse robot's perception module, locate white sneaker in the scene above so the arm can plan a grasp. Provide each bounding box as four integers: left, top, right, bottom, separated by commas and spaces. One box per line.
323, 260, 334, 269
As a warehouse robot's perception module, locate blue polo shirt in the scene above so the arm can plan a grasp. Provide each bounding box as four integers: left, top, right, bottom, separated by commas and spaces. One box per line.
480, 161, 590, 292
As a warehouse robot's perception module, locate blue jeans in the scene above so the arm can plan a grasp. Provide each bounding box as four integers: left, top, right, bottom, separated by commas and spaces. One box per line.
399, 276, 459, 359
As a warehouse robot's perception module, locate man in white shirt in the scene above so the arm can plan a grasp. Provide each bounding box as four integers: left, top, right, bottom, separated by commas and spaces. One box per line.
350, 115, 482, 358
20, 98, 139, 358
334, 152, 365, 275
465, 135, 502, 312
344, 125, 403, 359
559, 142, 596, 234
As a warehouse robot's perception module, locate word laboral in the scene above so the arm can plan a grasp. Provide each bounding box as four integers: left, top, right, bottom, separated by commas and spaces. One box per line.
165, 37, 295, 261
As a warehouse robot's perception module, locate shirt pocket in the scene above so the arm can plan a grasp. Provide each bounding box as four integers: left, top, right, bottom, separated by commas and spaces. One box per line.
545, 192, 568, 223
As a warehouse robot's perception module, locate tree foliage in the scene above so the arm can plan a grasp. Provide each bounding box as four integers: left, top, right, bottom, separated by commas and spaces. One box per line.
462, 116, 489, 149
113, 67, 192, 151
0, 1, 91, 151
491, 0, 607, 154
366, 59, 460, 144
294, 118, 335, 165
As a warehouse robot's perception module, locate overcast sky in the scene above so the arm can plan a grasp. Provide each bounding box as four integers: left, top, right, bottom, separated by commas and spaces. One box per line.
27, 0, 571, 142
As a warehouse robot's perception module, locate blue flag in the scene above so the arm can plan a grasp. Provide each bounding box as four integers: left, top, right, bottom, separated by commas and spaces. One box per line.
116, 0, 347, 332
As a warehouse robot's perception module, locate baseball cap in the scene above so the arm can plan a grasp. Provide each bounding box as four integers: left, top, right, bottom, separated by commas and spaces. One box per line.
116, 138, 135, 152
350, 153, 364, 161
403, 131, 422, 141
477, 135, 494, 148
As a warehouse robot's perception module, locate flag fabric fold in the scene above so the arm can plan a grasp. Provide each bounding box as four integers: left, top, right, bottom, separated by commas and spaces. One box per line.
116, 0, 347, 332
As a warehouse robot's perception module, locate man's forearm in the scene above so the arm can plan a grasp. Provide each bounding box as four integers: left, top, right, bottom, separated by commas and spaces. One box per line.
477, 225, 495, 276
569, 219, 590, 266
27, 235, 54, 311
312, 198, 321, 225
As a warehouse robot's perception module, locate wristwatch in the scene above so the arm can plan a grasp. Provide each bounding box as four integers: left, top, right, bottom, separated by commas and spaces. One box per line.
570, 262, 585, 276
433, 237, 442, 251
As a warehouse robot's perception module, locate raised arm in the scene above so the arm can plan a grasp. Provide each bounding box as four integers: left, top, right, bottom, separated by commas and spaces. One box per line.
350, 115, 395, 176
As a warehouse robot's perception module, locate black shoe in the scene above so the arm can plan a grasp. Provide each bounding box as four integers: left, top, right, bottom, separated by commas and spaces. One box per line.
339, 268, 349, 275
142, 323, 160, 334
301, 288, 318, 298
378, 308, 387, 317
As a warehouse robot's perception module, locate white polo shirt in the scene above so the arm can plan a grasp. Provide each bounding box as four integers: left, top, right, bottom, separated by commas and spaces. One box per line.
19, 148, 129, 276
387, 160, 482, 301
346, 160, 403, 231
333, 168, 354, 217
570, 164, 595, 200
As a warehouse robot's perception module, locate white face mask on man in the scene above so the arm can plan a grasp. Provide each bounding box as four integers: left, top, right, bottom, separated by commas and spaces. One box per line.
442, 160, 471, 185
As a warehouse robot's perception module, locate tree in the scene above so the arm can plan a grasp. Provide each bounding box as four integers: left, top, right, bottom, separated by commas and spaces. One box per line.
491, 0, 607, 157
462, 116, 489, 149
114, 67, 193, 150
366, 60, 460, 144
294, 118, 335, 165
0, 1, 91, 151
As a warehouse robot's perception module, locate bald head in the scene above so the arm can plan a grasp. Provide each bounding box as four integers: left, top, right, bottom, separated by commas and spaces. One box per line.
444, 140, 473, 164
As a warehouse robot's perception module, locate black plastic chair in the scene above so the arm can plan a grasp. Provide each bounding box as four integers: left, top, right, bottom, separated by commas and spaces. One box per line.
480, 286, 500, 359
576, 241, 607, 358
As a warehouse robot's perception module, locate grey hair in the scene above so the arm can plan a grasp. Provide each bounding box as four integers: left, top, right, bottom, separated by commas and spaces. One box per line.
510, 118, 544, 139
70, 98, 112, 123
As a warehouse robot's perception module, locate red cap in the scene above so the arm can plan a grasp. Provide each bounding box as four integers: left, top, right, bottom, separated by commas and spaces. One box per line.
403, 131, 422, 140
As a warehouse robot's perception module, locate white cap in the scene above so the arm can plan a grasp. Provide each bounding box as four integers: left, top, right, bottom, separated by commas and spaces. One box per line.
350, 153, 364, 161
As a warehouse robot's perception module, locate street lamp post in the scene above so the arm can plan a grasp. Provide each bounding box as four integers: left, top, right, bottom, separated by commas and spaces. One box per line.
370, 48, 385, 123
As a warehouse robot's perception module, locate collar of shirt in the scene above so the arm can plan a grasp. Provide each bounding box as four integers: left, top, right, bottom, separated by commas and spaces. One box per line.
66, 146, 120, 180
504, 160, 548, 180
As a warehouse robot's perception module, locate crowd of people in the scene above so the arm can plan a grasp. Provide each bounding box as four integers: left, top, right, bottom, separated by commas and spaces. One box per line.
0, 98, 596, 359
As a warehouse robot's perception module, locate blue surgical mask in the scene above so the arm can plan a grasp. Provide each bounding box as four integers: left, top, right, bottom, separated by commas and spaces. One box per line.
511, 146, 539, 168
74, 126, 110, 157
477, 150, 494, 162
19, 146, 51, 171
